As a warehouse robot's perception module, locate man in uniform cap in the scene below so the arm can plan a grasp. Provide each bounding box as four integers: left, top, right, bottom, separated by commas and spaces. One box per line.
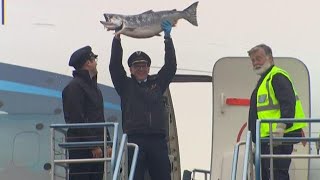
109, 20, 176, 180
69, 46, 98, 69
127, 51, 151, 67
62, 45, 111, 180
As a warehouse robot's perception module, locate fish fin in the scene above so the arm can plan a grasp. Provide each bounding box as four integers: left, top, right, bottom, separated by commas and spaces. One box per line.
141, 10, 154, 14
171, 9, 177, 11
155, 33, 161, 36
124, 27, 136, 31
183, 1, 198, 26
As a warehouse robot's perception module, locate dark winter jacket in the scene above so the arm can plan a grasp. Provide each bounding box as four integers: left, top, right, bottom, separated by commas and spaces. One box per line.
62, 70, 106, 142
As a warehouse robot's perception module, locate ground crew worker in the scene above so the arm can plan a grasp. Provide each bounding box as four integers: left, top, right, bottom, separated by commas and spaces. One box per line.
247, 44, 307, 180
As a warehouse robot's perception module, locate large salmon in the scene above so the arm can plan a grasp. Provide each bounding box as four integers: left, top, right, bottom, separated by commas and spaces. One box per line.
100, 2, 198, 38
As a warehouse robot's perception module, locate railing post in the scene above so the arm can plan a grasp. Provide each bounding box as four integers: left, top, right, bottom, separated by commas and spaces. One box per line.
255, 121, 261, 180
104, 126, 107, 180
50, 127, 55, 180
231, 142, 240, 179
111, 123, 118, 172
113, 134, 127, 180
128, 143, 139, 180
242, 131, 252, 180
269, 122, 274, 180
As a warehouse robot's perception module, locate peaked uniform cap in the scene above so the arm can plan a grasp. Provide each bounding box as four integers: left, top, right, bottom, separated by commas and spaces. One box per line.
127, 51, 151, 67
69, 46, 98, 69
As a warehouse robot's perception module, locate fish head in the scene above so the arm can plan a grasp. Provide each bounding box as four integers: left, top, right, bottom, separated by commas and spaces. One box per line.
100, 13, 123, 31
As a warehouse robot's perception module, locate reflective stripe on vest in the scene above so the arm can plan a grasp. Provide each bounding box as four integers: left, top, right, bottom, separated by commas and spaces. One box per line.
256, 66, 307, 137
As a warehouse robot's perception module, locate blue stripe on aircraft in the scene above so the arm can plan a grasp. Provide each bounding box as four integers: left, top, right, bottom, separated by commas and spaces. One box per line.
0, 80, 120, 111
0, 80, 61, 98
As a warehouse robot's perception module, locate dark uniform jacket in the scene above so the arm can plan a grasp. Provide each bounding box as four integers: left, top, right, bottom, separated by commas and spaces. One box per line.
62, 70, 106, 142
109, 37, 177, 136
248, 65, 301, 143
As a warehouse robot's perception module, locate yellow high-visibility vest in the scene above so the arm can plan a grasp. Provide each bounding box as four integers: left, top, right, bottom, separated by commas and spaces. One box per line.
257, 66, 307, 137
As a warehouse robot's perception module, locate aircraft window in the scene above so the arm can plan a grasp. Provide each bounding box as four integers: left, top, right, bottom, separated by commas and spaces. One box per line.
36, 123, 44, 130
43, 163, 51, 170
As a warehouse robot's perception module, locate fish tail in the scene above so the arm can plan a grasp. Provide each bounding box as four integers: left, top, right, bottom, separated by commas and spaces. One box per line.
183, 1, 198, 26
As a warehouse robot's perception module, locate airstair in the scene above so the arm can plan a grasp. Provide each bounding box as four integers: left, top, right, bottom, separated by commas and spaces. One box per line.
50, 122, 139, 180
231, 118, 320, 180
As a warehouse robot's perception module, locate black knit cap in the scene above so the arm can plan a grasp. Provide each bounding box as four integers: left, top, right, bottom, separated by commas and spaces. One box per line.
69, 46, 98, 69
127, 51, 151, 67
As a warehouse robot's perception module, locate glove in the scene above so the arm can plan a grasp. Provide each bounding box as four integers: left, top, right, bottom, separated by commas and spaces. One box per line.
272, 123, 286, 146
91, 147, 103, 158
161, 20, 172, 38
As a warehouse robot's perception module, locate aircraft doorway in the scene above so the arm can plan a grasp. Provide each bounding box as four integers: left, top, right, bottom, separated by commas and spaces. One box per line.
170, 76, 212, 179
211, 57, 310, 180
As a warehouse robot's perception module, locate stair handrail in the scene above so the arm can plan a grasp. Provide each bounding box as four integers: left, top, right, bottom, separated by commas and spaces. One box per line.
50, 122, 119, 180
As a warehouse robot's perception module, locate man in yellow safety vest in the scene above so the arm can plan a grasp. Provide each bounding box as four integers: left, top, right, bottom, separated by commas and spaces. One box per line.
247, 44, 307, 180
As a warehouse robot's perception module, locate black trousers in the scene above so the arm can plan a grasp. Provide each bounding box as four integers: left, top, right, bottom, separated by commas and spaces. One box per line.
260, 143, 293, 180
68, 149, 104, 180
128, 134, 171, 180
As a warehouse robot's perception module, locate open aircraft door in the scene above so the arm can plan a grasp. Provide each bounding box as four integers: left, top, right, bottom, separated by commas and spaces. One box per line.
211, 57, 310, 180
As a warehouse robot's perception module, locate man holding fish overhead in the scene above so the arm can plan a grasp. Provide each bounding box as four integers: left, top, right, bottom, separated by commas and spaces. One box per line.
109, 20, 176, 180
